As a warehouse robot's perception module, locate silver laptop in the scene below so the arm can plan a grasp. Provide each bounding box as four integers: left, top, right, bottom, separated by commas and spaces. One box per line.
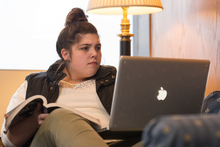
99, 56, 210, 139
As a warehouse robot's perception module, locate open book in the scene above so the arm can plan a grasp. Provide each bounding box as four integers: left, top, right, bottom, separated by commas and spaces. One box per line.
4, 95, 101, 133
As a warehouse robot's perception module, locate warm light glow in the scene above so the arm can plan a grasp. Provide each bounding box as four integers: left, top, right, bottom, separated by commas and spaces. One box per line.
87, 0, 163, 15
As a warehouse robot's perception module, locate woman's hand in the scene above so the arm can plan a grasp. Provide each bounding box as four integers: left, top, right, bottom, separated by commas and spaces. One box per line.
32, 103, 48, 127
38, 113, 48, 125
7, 102, 48, 146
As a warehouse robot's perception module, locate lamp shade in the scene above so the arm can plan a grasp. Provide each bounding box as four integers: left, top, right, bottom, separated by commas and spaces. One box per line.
87, 0, 163, 15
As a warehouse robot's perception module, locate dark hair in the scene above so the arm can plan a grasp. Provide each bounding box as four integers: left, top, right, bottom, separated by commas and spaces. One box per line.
55, 8, 98, 74
56, 7, 98, 59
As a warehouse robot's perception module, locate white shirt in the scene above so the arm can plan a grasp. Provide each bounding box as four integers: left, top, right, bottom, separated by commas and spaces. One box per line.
57, 79, 110, 128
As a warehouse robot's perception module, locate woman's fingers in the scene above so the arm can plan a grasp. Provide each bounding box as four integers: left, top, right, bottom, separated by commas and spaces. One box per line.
34, 103, 42, 113
38, 113, 48, 125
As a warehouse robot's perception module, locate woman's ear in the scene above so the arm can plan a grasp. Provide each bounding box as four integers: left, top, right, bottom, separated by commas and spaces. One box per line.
61, 48, 70, 61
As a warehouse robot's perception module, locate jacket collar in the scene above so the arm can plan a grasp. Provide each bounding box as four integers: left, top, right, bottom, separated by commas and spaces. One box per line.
94, 65, 116, 80
46, 60, 116, 83
46, 60, 66, 82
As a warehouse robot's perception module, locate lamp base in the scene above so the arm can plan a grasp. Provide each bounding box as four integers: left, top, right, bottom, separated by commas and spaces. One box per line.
118, 7, 134, 56
120, 40, 131, 56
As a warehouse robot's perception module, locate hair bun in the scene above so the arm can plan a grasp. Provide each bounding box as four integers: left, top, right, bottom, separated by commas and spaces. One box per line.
65, 8, 88, 27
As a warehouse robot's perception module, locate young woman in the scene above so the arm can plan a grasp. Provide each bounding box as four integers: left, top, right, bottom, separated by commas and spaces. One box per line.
1, 8, 141, 147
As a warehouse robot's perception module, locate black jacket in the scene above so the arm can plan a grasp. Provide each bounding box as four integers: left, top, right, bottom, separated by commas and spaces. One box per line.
25, 60, 116, 114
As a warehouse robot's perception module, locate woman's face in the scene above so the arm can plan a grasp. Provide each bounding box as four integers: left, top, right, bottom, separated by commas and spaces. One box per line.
64, 33, 102, 81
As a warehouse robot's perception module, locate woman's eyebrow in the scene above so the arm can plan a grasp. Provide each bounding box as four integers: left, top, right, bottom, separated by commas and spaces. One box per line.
96, 43, 101, 46
79, 43, 101, 47
79, 44, 91, 47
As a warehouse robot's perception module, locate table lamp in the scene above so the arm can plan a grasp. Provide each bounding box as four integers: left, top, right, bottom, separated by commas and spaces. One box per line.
87, 0, 163, 56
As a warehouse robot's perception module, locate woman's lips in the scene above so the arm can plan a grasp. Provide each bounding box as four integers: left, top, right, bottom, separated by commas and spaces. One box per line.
88, 62, 98, 65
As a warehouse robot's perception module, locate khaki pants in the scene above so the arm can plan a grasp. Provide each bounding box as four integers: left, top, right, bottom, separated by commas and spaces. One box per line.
30, 108, 108, 147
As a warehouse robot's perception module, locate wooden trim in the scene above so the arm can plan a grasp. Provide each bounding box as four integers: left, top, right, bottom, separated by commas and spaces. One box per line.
149, 14, 152, 57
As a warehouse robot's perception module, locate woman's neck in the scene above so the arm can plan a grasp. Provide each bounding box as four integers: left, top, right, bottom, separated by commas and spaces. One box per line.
62, 67, 92, 84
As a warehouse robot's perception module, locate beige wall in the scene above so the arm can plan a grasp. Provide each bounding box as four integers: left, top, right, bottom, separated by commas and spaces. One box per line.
150, 0, 220, 96
0, 70, 44, 127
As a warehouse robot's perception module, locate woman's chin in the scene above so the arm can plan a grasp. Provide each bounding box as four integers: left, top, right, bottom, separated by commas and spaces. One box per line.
86, 68, 99, 77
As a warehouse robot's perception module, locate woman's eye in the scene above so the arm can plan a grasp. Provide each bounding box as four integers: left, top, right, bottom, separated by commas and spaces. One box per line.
96, 46, 101, 50
81, 47, 88, 50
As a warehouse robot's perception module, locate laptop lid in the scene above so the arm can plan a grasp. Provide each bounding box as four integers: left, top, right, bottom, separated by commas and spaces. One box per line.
109, 56, 210, 132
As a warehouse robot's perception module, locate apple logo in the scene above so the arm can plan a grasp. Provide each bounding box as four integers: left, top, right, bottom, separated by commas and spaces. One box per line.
157, 87, 167, 100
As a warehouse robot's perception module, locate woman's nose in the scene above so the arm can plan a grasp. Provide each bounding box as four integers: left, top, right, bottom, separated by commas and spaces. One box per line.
91, 48, 98, 57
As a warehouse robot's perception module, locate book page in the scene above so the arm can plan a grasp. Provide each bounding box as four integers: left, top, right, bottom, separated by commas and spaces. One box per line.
4, 95, 47, 132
